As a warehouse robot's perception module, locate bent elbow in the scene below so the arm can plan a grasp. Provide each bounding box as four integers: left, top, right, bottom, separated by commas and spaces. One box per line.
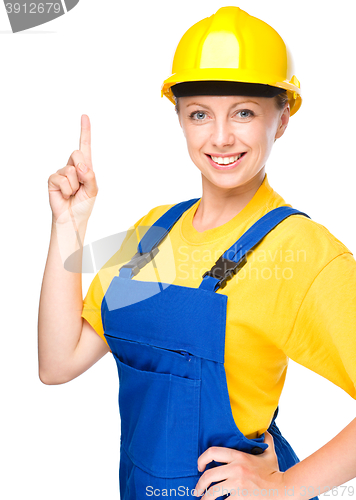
38, 369, 69, 385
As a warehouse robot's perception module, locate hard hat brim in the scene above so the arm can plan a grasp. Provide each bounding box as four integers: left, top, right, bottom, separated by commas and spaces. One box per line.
171, 81, 285, 98
161, 71, 302, 116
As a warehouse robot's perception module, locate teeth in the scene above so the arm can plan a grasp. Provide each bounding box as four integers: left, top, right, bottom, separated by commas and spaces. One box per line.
211, 154, 243, 165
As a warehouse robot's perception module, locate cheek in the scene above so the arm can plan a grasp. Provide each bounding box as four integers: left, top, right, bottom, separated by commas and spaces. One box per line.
231, 123, 266, 151
264, 113, 281, 142
242, 122, 274, 151
184, 127, 206, 154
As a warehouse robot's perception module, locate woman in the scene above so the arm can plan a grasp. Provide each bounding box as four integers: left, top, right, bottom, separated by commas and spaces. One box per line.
38, 6, 356, 500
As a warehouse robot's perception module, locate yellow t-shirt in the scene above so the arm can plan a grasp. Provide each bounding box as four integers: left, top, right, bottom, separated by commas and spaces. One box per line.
81, 173, 356, 438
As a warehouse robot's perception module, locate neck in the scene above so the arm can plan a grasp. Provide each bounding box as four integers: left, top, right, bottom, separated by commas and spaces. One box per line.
192, 167, 266, 233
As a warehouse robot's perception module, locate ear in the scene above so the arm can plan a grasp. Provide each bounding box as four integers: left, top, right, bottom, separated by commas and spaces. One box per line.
274, 105, 290, 141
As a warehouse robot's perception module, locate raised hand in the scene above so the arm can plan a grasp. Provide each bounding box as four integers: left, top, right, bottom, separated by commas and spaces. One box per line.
48, 114, 98, 224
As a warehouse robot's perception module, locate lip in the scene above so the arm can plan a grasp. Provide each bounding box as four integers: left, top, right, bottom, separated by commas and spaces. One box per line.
207, 152, 244, 158
205, 153, 246, 170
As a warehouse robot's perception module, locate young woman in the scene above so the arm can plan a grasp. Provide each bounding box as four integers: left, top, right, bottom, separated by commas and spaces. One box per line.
38, 6, 356, 500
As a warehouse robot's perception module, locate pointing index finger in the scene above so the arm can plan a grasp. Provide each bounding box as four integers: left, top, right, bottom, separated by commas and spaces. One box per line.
80, 114, 92, 168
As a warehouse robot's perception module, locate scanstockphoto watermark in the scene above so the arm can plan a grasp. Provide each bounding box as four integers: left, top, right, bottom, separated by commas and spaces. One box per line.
177, 245, 307, 282
55, 204, 307, 285
145, 485, 355, 497
145, 485, 281, 497
55, 201, 309, 312
55, 204, 160, 275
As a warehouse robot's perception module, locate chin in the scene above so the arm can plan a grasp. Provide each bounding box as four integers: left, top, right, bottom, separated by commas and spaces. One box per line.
204, 175, 249, 191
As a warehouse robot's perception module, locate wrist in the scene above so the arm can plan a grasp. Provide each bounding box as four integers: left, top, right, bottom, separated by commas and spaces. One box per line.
53, 215, 88, 271
269, 470, 287, 498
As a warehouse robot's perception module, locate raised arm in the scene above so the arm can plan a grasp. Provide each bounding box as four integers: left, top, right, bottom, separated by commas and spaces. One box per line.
38, 114, 109, 385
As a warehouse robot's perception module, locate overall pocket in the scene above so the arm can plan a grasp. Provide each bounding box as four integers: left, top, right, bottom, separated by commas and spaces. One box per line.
115, 356, 201, 478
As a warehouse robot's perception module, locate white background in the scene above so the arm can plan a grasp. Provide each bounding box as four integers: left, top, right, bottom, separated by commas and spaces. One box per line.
1, 1, 355, 498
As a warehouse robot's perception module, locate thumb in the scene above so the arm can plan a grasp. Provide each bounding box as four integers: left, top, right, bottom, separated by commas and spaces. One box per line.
263, 430, 275, 448
263, 430, 280, 472
75, 162, 98, 198
76, 161, 88, 179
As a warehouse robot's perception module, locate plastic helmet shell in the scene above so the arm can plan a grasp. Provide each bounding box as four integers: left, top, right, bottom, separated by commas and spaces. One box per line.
161, 7, 301, 116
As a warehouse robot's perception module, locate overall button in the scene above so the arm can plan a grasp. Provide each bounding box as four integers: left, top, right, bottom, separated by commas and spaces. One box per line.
250, 446, 264, 455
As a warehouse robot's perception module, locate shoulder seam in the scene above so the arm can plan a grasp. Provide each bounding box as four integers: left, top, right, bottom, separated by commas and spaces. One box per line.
289, 215, 351, 254
136, 203, 177, 226
283, 251, 354, 348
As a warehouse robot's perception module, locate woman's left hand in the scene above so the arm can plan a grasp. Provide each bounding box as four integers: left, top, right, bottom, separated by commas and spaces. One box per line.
194, 431, 285, 499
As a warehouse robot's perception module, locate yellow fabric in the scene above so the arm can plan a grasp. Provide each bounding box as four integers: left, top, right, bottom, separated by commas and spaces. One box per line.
82, 173, 356, 438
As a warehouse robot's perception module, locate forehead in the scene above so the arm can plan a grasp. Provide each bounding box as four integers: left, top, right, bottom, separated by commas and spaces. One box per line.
179, 95, 272, 108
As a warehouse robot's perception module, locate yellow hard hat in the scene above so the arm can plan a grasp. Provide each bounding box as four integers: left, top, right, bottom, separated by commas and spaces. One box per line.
161, 6, 302, 116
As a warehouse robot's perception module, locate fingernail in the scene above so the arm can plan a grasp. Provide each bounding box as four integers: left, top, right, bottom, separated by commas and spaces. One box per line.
78, 162, 88, 173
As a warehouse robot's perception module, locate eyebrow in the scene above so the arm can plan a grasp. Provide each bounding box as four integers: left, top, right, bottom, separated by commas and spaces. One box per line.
186, 100, 261, 109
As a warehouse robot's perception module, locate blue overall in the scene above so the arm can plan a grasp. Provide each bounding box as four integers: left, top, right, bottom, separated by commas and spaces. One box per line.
101, 199, 320, 500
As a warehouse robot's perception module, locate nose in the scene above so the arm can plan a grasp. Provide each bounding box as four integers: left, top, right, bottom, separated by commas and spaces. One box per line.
210, 118, 235, 149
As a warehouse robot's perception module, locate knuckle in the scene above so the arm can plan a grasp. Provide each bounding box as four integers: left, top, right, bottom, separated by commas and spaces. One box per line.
233, 463, 246, 476
203, 469, 215, 482
66, 165, 76, 174
238, 452, 249, 464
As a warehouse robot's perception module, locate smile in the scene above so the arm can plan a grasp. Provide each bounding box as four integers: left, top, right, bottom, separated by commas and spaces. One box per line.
211, 153, 243, 164
206, 153, 246, 170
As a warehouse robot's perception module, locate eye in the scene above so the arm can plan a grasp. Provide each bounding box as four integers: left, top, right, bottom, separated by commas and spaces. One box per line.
189, 110, 207, 121
236, 109, 254, 119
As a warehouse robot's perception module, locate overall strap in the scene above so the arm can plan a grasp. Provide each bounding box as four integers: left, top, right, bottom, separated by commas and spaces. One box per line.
199, 206, 311, 292
119, 198, 200, 279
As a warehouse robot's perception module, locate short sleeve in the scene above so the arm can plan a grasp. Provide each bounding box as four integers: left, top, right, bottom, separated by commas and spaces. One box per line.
81, 213, 146, 347
283, 252, 356, 400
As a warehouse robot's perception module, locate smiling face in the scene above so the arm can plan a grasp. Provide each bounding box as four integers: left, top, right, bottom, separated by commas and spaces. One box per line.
177, 95, 290, 193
